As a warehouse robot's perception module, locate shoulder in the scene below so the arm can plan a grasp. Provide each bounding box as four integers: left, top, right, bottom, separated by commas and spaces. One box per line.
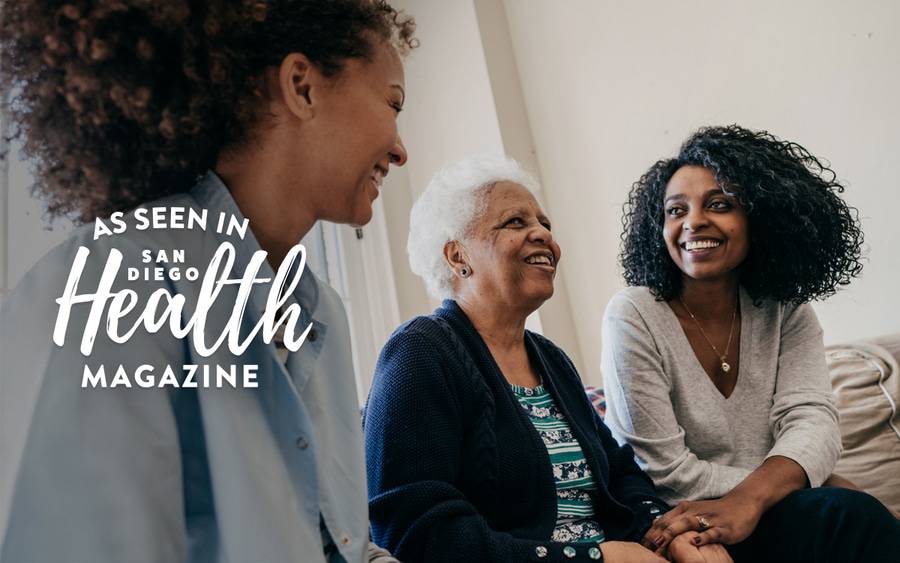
369, 315, 468, 417
605, 286, 661, 319
603, 287, 669, 342
391, 313, 451, 344
377, 314, 455, 370
744, 293, 822, 338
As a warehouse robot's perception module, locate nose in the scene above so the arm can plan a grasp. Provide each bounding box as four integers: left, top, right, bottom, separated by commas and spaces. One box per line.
682, 207, 709, 232
389, 136, 408, 167
528, 223, 561, 262
528, 223, 554, 245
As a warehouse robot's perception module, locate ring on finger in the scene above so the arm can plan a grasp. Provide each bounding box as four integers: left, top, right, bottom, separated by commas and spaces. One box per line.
697, 516, 711, 529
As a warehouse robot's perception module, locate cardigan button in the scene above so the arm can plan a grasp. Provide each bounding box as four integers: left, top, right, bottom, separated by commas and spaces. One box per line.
563, 546, 577, 558
588, 546, 603, 560
534, 545, 548, 558
295, 436, 309, 450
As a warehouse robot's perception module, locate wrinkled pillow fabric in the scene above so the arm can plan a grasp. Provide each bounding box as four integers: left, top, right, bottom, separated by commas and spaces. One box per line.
826, 340, 900, 514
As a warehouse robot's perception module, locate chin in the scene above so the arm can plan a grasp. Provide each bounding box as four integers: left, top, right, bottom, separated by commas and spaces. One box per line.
681, 265, 735, 282
523, 286, 554, 307
347, 205, 374, 227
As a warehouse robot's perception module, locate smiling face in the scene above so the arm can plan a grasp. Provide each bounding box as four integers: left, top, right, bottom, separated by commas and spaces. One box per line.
307, 40, 408, 226
455, 182, 561, 313
663, 165, 749, 284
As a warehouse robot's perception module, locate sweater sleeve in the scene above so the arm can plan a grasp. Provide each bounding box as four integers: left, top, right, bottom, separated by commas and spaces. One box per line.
601, 294, 751, 503
763, 303, 841, 487
365, 325, 595, 563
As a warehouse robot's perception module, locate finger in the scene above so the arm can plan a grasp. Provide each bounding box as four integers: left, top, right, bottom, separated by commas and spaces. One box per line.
658, 513, 707, 545
691, 527, 725, 547
649, 501, 689, 534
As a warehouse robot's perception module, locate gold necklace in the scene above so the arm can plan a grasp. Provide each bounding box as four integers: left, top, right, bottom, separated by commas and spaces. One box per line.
678, 296, 738, 374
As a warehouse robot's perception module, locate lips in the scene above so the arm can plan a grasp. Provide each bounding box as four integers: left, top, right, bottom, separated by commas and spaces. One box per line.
524, 250, 556, 271
367, 166, 388, 199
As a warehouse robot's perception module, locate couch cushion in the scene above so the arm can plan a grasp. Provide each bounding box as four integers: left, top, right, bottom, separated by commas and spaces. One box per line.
826, 341, 900, 514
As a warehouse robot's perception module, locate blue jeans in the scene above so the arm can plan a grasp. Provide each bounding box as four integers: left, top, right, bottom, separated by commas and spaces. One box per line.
726, 488, 900, 563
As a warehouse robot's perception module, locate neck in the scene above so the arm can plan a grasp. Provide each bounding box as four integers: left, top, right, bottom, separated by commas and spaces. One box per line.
456, 296, 530, 353
215, 140, 318, 269
678, 275, 739, 320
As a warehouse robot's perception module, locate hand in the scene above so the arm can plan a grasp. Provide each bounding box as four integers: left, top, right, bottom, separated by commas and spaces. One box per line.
641, 495, 763, 552
600, 541, 667, 563
667, 532, 733, 563
367, 541, 401, 563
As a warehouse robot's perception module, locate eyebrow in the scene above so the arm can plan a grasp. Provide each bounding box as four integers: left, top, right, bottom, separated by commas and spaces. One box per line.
664, 187, 725, 204
499, 207, 528, 219
391, 84, 406, 105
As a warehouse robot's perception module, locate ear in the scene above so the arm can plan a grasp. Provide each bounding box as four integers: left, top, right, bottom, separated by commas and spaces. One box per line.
276, 53, 323, 121
443, 240, 470, 276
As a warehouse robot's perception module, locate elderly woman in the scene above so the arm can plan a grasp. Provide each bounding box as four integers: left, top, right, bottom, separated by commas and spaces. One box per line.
604, 125, 900, 562
364, 155, 730, 563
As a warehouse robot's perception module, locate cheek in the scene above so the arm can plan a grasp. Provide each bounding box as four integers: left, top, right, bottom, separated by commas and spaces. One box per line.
726, 219, 750, 251
663, 223, 681, 251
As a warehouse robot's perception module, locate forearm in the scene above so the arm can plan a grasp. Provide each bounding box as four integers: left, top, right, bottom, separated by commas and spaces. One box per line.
725, 455, 808, 512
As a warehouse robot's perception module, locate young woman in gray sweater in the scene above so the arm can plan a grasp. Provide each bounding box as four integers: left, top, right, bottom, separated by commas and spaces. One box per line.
603, 125, 900, 562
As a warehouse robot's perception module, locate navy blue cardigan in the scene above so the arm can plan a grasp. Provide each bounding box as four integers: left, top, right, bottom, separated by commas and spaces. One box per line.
364, 301, 668, 562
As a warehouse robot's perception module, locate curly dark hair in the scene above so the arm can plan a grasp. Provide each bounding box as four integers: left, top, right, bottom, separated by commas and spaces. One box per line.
620, 124, 864, 304
0, 0, 417, 222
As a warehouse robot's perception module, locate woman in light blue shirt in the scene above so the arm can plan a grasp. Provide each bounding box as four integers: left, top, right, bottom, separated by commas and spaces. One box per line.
0, 2, 414, 562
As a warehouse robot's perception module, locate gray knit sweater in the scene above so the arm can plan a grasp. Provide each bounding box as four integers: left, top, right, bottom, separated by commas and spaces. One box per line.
601, 286, 841, 505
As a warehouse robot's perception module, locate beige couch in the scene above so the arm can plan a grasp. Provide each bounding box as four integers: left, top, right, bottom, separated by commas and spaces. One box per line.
826, 333, 900, 514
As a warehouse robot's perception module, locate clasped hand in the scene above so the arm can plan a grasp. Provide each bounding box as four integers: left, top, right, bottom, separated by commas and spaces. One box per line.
641, 493, 763, 553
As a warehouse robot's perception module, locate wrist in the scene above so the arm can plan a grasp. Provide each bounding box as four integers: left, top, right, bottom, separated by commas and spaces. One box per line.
723, 486, 767, 514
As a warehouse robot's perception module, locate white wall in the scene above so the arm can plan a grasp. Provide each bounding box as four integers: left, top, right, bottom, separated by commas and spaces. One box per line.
497, 0, 900, 382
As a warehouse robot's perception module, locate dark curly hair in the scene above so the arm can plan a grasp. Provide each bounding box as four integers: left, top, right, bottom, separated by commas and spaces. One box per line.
0, 0, 417, 222
620, 124, 864, 304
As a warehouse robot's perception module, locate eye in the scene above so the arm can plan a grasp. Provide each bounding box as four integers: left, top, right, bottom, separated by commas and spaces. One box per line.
708, 199, 732, 211
390, 101, 404, 114
665, 205, 685, 217
541, 221, 552, 231
503, 217, 525, 227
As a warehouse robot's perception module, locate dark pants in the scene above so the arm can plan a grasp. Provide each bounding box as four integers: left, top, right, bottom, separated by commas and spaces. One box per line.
726, 488, 900, 563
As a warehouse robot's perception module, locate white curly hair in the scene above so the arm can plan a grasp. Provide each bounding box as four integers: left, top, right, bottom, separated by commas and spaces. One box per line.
407, 154, 540, 300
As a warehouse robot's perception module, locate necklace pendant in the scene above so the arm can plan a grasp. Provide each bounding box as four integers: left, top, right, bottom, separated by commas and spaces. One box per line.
721, 361, 731, 373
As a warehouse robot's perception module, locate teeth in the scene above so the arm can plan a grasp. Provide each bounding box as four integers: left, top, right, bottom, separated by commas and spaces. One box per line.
371, 169, 384, 187
684, 240, 721, 251
525, 255, 552, 265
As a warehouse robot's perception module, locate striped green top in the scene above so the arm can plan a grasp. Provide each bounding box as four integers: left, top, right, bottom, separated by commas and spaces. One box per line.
510, 383, 606, 544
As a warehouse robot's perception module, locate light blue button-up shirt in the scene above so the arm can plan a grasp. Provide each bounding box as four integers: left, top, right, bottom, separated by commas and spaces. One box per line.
1, 172, 368, 563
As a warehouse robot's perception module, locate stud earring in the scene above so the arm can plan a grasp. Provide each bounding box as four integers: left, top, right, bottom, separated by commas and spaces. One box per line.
460, 267, 470, 278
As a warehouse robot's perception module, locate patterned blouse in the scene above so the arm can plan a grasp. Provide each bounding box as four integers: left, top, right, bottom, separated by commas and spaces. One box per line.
510, 383, 606, 544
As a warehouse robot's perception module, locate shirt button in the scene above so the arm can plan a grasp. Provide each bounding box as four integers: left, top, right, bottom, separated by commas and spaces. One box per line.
563, 546, 577, 558
339, 534, 351, 545
588, 546, 602, 560
307, 329, 318, 342
534, 545, 547, 558
295, 436, 309, 450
